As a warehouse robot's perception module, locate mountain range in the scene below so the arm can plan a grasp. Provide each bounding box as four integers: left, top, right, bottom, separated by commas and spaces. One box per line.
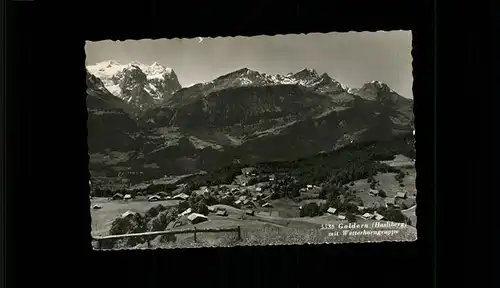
86, 61, 414, 189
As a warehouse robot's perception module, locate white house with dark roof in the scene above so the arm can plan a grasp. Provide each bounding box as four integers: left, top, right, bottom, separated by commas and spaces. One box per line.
187, 213, 208, 224
148, 195, 161, 202
384, 198, 396, 206
216, 210, 228, 216
374, 212, 384, 221
396, 192, 407, 199
173, 193, 189, 200
327, 207, 337, 215
121, 210, 137, 218
362, 213, 374, 219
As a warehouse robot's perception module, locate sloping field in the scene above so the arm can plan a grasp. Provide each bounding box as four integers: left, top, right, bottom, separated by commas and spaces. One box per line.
90, 197, 180, 236
148, 220, 417, 249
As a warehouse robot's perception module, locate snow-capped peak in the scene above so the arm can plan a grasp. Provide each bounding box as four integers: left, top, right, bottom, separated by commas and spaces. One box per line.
365, 80, 393, 92
86, 60, 181, 107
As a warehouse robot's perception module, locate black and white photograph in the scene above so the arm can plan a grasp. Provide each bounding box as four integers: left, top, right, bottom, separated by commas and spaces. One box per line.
86, 31, 417, 250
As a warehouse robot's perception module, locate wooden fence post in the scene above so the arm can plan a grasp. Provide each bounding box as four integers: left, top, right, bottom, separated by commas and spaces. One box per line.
194, 227, 197, 242
237, 226, 241, 240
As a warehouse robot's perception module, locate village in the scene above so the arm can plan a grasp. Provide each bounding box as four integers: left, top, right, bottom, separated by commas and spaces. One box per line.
90, 155, 417, 248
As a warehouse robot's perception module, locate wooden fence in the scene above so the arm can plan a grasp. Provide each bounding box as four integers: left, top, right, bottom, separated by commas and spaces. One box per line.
92, 226, 241, 249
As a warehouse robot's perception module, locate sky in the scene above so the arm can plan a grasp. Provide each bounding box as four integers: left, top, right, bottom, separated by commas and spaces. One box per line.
85, 31, 413, 98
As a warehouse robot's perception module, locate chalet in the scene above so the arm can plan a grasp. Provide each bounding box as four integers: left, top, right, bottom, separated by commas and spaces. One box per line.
173, 193, 189, 200
252, 197, 258, 201
396, 192, 407, 199
306, 185, 313, 190
357, 206, 366, 211
112, 193, 124, 200
231, 187, 239, 192
238, 195, 247, 201
92, 204, 102, 210
384, 198, 396, 207
216, 210, 228, 216
327, 207, 337, 215
255, 187, 262, 192
179, 208, 193, 217
369, 189, 379, 196
269, 175, 276, 181
241, 167, 256, 176
245, 210, 255, 216
187, 213, 208, 224
165, 196, 172, 200
362, 213, 374, 219
243, 199, 251, 205
148, 195, 162, 202
337, 215, 346, 220
262, 202, 273, 208
158, 192, 169, 198
124, 194, 132, 200
374, 213, 385, 221
121, 210, 137, 218
234, 200, 242, 206
208, 206, 217, 213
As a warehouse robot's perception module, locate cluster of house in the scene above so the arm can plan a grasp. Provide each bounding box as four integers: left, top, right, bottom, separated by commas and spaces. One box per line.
176, 205, 229, 224
147, 192, 189, 202
322, 206, 385, 221
368, 190, 408, 209
299, 184, 321, 193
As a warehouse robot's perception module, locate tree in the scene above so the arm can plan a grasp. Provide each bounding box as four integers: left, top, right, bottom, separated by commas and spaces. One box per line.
300, 203, 320, 217
194, 202, 209, 216
381, 208, 407, 223
378, 189, 387, 198
177, 201, 190, 213
346, 213, 357, 223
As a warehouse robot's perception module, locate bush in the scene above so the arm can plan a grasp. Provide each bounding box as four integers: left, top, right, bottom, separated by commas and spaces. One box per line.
378, 190, 387, 198
349, 182, 354, 186
300, 203, 320, 217
148, 209, 176, 232
380, 208, 408, 223
318, 189, 328, 199
271, 191, 282, 200
109, 214, 148, 247
145, 204, 167, 219
177, 201, 190, 213
399, 183, 405, 187
219, 195, 235, 206
369, 182, 377, 189
346, 213, 357, 223
194, 202, 209, 216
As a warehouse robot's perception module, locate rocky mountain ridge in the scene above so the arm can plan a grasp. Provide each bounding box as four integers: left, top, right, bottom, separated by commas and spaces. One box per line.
86, 60, 182, 109
86, 62, 414, 189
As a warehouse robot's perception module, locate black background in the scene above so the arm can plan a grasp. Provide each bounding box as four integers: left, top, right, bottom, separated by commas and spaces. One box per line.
4, 0, 496, 287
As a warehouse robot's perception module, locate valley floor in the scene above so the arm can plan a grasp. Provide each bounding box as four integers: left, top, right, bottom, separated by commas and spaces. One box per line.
90, 155, 418, 249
